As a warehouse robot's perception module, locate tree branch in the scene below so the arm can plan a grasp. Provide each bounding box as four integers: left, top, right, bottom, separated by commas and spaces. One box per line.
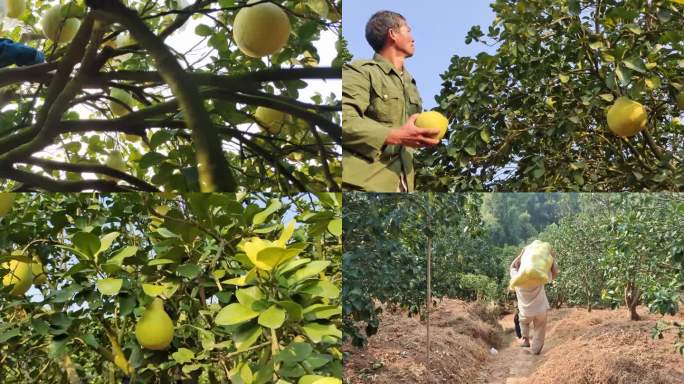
87, 0, 236, 192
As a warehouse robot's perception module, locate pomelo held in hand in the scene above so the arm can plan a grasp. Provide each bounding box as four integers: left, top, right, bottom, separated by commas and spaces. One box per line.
2, 258, 33, 296
255, 106, 287, 134
135, 298, 174, 350
415, 111, 449, 140
606, 97, 647, 137
233, 0, 291, 57
41, 5, 81, 44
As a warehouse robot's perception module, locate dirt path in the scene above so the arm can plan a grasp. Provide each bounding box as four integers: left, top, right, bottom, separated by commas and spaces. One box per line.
481, 313, 559, 384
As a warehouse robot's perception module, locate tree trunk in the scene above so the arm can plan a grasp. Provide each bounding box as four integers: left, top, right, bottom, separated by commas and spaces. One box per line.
624, 282, 641, 321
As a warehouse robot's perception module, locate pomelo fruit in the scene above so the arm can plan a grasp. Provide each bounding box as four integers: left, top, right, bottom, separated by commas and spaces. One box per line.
2, 258, 33, 296
255, 106, 287, 134
415, 111, 449, 140
31, 256, 47, 286
233, 0, 291, 57
41, 5, 81, 44
135, 298, 174, 350
606, 97, 648, 137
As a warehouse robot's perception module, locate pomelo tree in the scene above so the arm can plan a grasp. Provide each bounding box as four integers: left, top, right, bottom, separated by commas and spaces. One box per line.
419, 0, 684, 191
0, 0, 343, 192
0, 192, 342, 383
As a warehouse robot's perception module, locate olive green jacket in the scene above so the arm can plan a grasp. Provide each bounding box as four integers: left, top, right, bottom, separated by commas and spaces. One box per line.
342, 54, 423, 192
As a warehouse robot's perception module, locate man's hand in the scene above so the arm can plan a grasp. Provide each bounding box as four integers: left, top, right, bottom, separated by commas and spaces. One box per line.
384, 113, 440, 147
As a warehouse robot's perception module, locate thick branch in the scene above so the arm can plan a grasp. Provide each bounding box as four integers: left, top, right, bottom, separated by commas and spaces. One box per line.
1, 167, 132, 192
21, 157, 159, 192
87, 0, 236, 192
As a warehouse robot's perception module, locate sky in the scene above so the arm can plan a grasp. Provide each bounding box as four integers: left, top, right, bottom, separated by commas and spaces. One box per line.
343, 1, 497, 109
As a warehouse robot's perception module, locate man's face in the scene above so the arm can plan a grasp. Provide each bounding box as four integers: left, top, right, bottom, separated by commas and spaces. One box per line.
389, 21, 415, 57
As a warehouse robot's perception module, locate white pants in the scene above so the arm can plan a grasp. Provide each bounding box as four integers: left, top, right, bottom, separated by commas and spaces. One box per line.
519, 312, 547, 354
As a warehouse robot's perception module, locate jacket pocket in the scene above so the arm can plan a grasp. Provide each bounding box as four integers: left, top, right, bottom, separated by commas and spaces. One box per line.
368, 78, 402, 125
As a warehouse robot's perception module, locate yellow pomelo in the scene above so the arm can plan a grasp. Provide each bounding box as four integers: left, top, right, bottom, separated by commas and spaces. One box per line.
7, 0, 26, 18
31, 256, 47, 286
233, 0, 291, 57
606, 97, 648, 137
674, 0, 684, 4
0, 192, 16, 217
135, 298, 174, 350
2, 259, 33, 296
676, 92, 684, 110
415, 111, 449, 140
110, 88, 134, 117
41, 6, 81, 44
255, 106, 287, 134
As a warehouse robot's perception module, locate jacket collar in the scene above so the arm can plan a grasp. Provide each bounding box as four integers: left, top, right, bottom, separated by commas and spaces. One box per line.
372, 53, 404, 76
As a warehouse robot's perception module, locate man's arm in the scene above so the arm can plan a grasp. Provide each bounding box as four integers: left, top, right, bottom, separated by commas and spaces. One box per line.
509, 249, 523, 278
342, 64, 439, 161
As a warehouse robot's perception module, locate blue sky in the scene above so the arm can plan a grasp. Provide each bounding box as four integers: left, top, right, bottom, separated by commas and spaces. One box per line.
343, 1, 497, 109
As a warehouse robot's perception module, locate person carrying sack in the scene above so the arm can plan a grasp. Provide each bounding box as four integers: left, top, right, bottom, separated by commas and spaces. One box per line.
509, 240, 559, 355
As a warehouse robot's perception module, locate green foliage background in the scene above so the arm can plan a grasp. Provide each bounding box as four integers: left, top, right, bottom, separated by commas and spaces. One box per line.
0, 192, 342, 383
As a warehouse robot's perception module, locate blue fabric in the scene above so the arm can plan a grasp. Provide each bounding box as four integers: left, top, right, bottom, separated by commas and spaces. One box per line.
0, 38, 45, 68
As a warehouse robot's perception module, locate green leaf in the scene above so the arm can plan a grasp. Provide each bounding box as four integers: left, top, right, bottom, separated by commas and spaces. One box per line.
156, 228, 180, 238
252, 199, 282, 226
290, 261, 331, 284
138, 152, 166, 168
306, 0, 329, 18
327, 218, 342, 237
215, 303, 260, 326
559, 74, 569, 83
106, 246, 138, 268
97, 232, 120, 256
464, 145, 477, 156
299, 280, 340, 299
479, 129, 491, 144
96, 278, 123, 296
0, 328, 21, 343
236, 286, 265, 309
195, 24, 214, 37
301, 322, 341, 343
72, 232, 100, 259
172, 348, 195, 364
142, 284, 165, 297
276, 342, 312, 364
233, 323, 262, 352
302, 304, 341, 320
299, 376, 341, 384
148, 259, 176, 266
176, 264, 202, 279
622, 57, 646, 73
258, 305, 286, 329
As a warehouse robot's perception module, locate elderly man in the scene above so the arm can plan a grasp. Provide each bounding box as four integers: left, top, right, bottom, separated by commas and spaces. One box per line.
342, 10, 440, 192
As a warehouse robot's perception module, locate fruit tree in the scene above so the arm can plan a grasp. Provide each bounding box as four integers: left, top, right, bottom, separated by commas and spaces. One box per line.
0, 0, 343, 192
